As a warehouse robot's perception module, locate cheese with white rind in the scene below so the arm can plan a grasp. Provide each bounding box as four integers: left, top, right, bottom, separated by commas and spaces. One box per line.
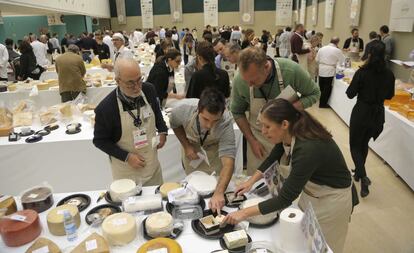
241, 197, 278, 225
224, 230, 249, 249
187, 173, 217, 195
109, 179, 138, 202
146, 212, 173, 238
123, 194, 162, 212
47, 204, 81, 236
102, 213, 137, 245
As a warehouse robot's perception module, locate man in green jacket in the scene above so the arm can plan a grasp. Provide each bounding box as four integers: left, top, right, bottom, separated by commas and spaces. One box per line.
230, 47, 320, 175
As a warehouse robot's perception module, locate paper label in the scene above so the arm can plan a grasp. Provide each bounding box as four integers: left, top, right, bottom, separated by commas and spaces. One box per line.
28, 193, 39, 199
10, 214, 27, 222
148, 248, 168, 253
112, 218, 127, 226
85, 239, 98, 251
32, 246, 49, 253
256, 249, 268, 253
57, 209, 67, 215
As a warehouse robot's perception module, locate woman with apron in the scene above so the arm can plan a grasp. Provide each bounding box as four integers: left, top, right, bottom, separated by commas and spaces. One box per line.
223, 99, 353, 253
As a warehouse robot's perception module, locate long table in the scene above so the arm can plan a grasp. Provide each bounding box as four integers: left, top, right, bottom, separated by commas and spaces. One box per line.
0, 187, 293, 253
0, 115, 243, 195
328, 79, 414, 190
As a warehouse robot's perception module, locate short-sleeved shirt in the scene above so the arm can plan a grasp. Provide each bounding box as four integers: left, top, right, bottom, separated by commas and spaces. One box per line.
169, 99, 236, 159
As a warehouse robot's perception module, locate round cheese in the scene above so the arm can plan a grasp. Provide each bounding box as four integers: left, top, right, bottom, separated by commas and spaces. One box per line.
71, 232, 109, 253
0, 209, 41, 247
25, 237, 61, 253
102, 213, 136, 246
137, 238, 182, 253
21, 186, 54, 213
0, 195, 17, 216
241, 197, 278, 225
109, 179, 137, 202
146, 211, 173, 238
159, 182, 181, 198
187, 174, 217, 196
47, 204, 81, 236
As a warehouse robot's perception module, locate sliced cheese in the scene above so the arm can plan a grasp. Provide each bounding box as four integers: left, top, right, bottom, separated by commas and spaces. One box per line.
137, 238, 183, 253
25, 237, 61, 253
241, 197, 278, 225
60, 104, 73, 118
47, 204, 81, 236
70, 232, 110, 253
159, 182, 181, 198
12, 112, 33, 127
109, 179, 137, 202
0, 195, 17, 215
146, 212, 173, 238
223, 230, 248, 249
102, 213, 136, 246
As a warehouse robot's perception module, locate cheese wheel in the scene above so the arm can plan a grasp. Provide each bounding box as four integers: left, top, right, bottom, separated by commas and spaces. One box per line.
187, 174, 217, 195
146, 212, 173, 238
0, 195, 17, 215
0, 209, 42, 247
159, 182, 181, 198
25, 237, 61, 253
21, 186, 54, 213
241, 198, 278, 225
102, 213, 136, 245
109, 179, 137, 202
47, 204, 81, 236
137, 238, 182, 253
71, 232, 110, 253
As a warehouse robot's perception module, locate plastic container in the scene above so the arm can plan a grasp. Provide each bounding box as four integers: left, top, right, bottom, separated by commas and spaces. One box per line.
63, 210, 78, 242
123, 194, 162, 213
245, 241, 277, 253
20, 184, 54, 213
171, 204, 203, 220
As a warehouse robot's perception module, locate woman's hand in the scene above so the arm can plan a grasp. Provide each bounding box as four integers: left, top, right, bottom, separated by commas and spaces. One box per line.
235, 180, 254, 196
223, 209, 248, 225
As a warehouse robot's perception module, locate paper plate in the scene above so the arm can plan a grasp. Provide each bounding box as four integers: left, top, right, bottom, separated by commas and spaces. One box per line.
191, 210, 234, 240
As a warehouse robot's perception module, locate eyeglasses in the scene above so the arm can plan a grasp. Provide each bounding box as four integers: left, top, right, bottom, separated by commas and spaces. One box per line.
120, 76, 144, 87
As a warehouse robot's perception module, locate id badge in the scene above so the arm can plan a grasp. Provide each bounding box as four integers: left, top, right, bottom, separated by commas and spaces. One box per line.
133, 128, 148, 149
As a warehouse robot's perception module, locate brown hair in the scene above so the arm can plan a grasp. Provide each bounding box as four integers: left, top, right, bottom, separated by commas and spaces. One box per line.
156, 48, 181, 63
261, 99, 332, 140
238, 47, 267, 72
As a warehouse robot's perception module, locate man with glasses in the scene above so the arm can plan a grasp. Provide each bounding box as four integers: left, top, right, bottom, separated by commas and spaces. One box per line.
101, 33, 134, 71
93, 59, 168, 186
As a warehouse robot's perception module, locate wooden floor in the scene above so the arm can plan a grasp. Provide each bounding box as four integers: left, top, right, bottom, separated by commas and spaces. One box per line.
307, 105, 414, 253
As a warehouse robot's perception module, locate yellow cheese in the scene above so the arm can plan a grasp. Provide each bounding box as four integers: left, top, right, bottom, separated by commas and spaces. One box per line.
8, 84, 17, 91
0, 195, 17, 215
12, 112, 33, 127
159, 182, 181, 198
46, 79, 59, 86
70, 232, 110, 253
60, 104, 73, 118
36, 82, 50, 91
47, 204, 81, 236
137, 238, 183, 253
102, 213, 136, 246
12, 101, 27, 113
40, 111, 57, 125
25, 237, 61, 253
146, 212, 173, 238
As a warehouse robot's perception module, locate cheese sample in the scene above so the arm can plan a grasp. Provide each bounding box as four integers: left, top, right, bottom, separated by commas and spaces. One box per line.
137, 238, 183, 253
60, 103, 73, 118
145, 212, 173, 238
39, 111, 57, 125
36, 82, 49, 91
102, 213, 137, 245
12, 112, 33, 127
12, 101, 27, 113
123, 194, 162, 213
47, 204, 81, 236
159, 182, 181, 198
0, 209, 42, 247
223, 230, 249, 249
109, 179, 138, 202
199, 215, 220, 235
241, 198, 278, 225
78, 104, 96, 113
187, 173, 217, 196
0, 195, 17, 215
25, 237, 61, 253
21, 186, 54, 213
70, 232, 110, 253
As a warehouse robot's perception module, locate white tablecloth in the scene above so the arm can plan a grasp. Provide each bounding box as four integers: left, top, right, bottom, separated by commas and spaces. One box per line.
39, 67, 110, 81
0, 86, 116, 109
328, 79, 414, 190
0, 116, 243, 195
0, 187, 286, 253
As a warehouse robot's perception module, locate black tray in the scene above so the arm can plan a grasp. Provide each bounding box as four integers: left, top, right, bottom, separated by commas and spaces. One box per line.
25, 134, 42, 143
191, 210, 234, 240
56, 193, 91, 212
44, 124, 59, 131
224, 191, 247, 208
104, 190, 142, 206
165, 196, 206, 214
219, 233, 252, 253
65, 128, 81, 135
85, 204, 122, 225
142, 217, 183, 240
35, 129, 50, 136
19, 130, 35, 137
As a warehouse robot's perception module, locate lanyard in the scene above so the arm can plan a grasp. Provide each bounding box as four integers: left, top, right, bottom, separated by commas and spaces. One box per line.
196, 114, 209, 146
117, 88, 142, 127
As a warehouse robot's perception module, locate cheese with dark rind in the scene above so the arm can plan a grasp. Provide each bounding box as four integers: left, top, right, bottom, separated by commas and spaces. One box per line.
21, 186, 54, 213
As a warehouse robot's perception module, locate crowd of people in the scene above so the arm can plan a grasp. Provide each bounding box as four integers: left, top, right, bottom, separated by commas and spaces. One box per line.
0, 22, 407, 253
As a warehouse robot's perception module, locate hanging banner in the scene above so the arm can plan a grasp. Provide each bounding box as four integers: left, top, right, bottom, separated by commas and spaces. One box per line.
311, 0, 318, 26
169, 0, 183, 23
389, 0, 414, 32
141, 0, 154, 29
204, 0, 218, 27
276, 0, 293, 26
240, 0, 254, 25
299, 0, 306, 24
325, 0, 335, 29
115, 0, 127, 25
349, 0, 362, 26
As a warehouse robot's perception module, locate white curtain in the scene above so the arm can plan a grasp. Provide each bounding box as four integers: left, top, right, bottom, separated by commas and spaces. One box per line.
240, 0, 255, 25
311, 0, 318, 26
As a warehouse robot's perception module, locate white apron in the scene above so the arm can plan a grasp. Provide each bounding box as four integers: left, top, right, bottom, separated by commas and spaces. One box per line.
348, 39, 361, 61
181, 111, 221, 175
272, 137, 352, 253
294, 33, 309, 72
246, 60, 285, 175
110, 91, 163, 186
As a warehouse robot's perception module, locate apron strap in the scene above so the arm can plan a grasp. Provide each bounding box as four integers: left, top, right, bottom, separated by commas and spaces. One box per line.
274, 59, 285, 93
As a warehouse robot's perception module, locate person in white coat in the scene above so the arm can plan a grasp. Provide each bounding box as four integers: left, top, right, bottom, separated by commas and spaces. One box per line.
0, 43, 9, 81
30, 34, 49, 67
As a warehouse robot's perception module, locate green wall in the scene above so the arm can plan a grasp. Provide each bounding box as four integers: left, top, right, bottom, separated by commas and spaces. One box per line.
2, 16, 48, 42
0, 24, 5, 43
65, 15, 88, 37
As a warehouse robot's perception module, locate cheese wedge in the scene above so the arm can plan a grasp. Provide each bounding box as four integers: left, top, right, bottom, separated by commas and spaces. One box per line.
70, 232, 110, 253
0, 195, 17, 215
25, 237, 61, 253
47, 204, 81, 236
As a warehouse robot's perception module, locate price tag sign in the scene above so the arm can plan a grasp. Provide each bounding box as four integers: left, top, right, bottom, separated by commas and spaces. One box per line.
112, 218, 127, 226
10, 214, 27, 222
28, 193, 39, 199
32, 246, 49, 253
85, 239, 98, 251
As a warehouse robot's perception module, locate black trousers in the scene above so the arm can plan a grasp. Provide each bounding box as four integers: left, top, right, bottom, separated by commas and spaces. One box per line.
349, 118, 373, 179
318, 76, 334, 107
60, 91, 83, 103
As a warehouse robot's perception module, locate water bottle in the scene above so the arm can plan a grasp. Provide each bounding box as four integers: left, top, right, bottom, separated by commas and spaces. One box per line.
63, 210, 78, 242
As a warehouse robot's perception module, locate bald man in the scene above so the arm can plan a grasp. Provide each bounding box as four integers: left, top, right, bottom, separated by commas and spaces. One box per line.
30, 34, 50, 67
93, 59, 169, 186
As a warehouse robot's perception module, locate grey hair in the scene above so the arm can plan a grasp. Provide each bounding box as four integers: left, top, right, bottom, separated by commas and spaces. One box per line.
114, 58, 140, 78
68, 44, 80, 54
238, 47, 267, 71
225, 42, 241, 54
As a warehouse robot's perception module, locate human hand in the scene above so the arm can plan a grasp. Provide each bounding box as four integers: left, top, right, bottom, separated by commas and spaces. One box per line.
127, 153, 146, 169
